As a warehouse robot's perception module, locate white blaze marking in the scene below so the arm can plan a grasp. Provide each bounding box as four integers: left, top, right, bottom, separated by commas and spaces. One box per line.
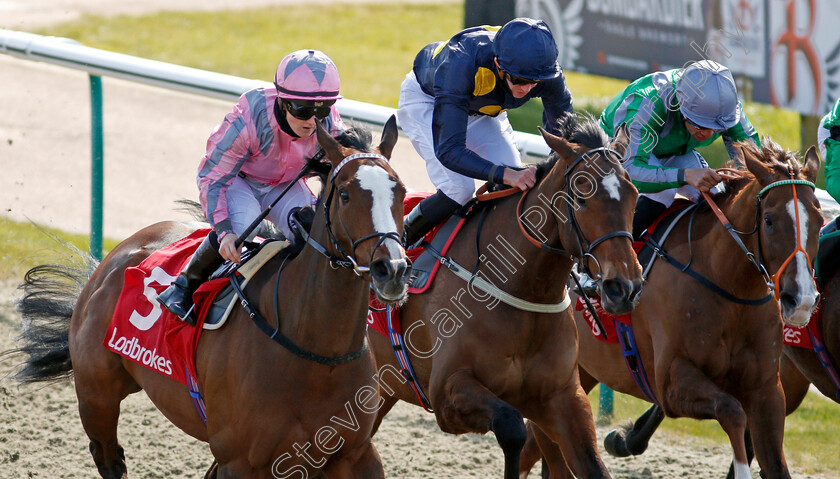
356, 165, 401, 256
732, 459, 751, 479
602, 172, 621, 201
785, 199, 817, 319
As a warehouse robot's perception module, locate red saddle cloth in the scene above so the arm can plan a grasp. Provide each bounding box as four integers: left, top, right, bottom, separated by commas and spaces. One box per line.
782, 304, 822, 349
367, 192, 466, 338
103, 228, 229, 385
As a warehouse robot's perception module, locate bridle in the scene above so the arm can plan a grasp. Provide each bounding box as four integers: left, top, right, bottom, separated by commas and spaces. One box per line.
516, 146, 634, 282
704, 165, 816, 301
235, 151, 403, 367
294, 152, 403, 277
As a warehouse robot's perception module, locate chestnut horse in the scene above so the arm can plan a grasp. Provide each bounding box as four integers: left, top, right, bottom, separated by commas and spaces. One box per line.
600, 217, 840, 478
12, 120, 409, 478
367, 114, 644, 479
521, 140, 822, 479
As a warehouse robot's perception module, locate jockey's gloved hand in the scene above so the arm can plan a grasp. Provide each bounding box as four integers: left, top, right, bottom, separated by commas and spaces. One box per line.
289, 206, 316, 243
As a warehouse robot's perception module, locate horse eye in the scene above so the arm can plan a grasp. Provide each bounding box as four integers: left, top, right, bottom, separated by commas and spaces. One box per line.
764, 214, 774, 230
339, 189, 350, 203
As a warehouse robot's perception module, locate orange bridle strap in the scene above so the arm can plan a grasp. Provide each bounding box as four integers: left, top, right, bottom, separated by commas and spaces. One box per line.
768, 166, 813, 300
704, 166, 816, 300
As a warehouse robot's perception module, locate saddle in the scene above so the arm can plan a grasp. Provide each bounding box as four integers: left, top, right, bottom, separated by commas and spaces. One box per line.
202, 239, 298, 329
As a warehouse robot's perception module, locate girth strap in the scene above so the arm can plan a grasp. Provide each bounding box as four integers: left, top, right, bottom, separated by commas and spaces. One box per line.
386, 305, 433, 412
616, 322, 660, 406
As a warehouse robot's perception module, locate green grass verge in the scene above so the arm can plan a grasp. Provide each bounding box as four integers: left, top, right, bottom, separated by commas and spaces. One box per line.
589, 387, 840, 475
37, 4, 464, 109
0, 217, 117, 282
36, 3, 819, 186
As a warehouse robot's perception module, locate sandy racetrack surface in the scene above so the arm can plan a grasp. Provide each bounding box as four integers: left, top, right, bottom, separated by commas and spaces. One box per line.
0, 277, 814, 479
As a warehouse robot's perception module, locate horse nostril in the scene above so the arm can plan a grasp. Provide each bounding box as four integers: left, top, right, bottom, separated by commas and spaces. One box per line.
601, 278, 626, 301
370, 259, 392, 282
779, 291, 798, 313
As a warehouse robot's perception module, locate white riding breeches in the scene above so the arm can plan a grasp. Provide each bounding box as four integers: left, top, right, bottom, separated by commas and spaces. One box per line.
397, 71, 521, 205
641, 150, 722, 206
225, 175, 317, 240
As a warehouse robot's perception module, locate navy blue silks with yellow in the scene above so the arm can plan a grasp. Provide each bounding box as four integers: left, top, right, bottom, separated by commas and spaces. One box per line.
411, 24, 573, 183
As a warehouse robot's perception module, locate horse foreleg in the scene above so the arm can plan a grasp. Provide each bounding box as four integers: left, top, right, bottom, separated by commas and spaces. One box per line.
521, 421, 576, 479
525, 385, 610, 479
322, 441, 385, 479
370, 394, 398, 437
741, 381, 791, 479
433, 371, 526, 479
603, 403, 665, 457
663, 359, 752, 479
518, 421, 547, 478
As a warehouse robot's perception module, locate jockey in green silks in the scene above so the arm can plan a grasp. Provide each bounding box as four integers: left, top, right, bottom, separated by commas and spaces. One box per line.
577, 60, 760, 295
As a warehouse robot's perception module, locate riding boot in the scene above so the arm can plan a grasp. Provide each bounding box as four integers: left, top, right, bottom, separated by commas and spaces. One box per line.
632, 196, 669, 240
156, 232, 224, 325
403, 190, 461, 247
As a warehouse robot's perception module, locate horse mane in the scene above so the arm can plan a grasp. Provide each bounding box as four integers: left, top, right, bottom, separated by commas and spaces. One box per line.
717, 137, 805, 203
335, 124, 374, 152
535, 112, 610, 180
309, 123, 375, 188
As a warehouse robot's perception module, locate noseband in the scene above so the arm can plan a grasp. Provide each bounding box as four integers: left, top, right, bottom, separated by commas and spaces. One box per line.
297, 153, 402, 276
236, 152, 402, 367
517, 146, 634, 281
751, 167, 816, 299
705, 165, 816, 301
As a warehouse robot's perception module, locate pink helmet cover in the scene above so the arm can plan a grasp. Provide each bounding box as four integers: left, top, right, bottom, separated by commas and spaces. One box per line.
274, 49, 342, 101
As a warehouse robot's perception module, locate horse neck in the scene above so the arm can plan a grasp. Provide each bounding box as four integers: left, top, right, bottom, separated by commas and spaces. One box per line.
259, 218, 370, 358
476, 173, 575, 302
694, 182, 768, 296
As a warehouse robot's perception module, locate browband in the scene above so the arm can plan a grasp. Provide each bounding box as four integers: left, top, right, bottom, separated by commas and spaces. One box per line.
329, 153, 389, 182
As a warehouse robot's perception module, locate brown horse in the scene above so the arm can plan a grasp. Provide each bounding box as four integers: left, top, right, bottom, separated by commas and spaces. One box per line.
12, 120, 410, 478
521, 140, 822, 479
367, 114, 644, 479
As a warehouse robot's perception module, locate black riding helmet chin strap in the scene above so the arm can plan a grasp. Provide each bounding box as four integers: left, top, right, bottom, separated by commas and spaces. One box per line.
274, 100, 301, 138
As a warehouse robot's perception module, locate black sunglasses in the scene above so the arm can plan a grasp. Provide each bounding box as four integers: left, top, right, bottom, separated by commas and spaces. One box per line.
283, 100, 334, 120
502, 71, 541, 86
684, 116, 722, 132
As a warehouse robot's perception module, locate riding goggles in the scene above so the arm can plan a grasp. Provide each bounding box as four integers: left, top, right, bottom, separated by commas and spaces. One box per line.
502, 71, 542, 86
283, 99, 334, 120
685, 116, 722, 133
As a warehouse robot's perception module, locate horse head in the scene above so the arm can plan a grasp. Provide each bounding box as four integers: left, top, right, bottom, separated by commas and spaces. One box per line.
314, 115, 410, 304
538, 115, 643, 314
741, 140, 822, 326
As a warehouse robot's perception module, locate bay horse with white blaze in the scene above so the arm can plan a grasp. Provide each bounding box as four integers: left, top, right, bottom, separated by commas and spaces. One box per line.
521, 140, 822, 479
368, 114, 644, 479
12, 120, 409, 478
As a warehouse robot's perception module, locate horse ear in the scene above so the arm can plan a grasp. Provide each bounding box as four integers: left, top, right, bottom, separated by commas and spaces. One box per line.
316, 121, 346, 166
378, 115, 399, 160
801, 145, 821, 184
742, 141, 775, 185
610, 123, 630, 157
538, 126, 576, 162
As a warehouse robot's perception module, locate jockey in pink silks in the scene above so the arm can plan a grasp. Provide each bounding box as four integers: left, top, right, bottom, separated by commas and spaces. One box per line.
157, 49, 346, 323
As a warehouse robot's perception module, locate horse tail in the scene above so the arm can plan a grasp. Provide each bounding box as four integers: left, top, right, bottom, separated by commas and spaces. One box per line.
9, 253, 98, 383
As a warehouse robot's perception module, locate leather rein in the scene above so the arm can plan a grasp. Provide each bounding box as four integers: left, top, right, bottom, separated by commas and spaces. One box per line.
234, 153, 401, 366
655, 166, 816, 305
507, 147, 634, 283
